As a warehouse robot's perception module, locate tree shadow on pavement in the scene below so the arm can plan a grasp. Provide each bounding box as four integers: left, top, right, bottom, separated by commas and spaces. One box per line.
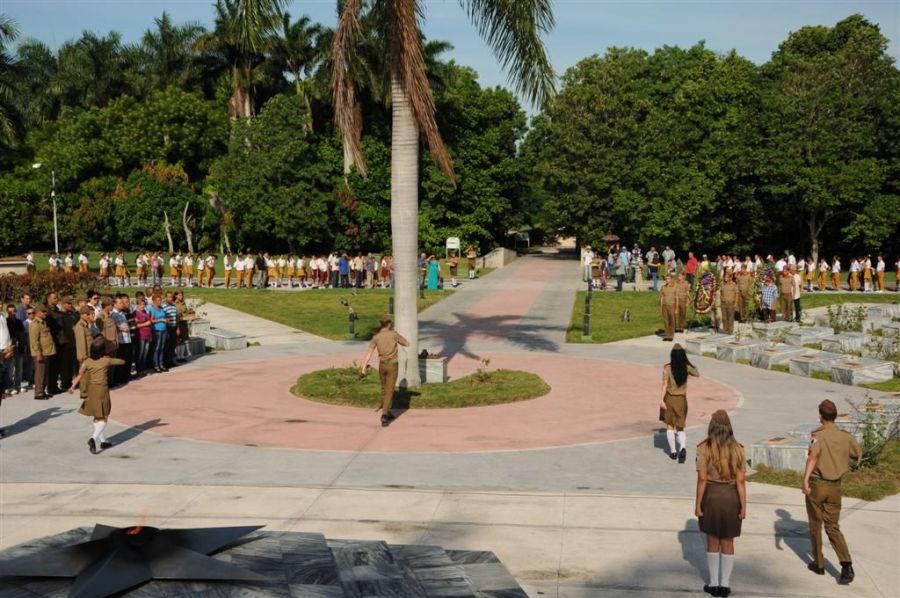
107, 418, 168, 447
418, 312, 561, 362
0, 407, 70, 438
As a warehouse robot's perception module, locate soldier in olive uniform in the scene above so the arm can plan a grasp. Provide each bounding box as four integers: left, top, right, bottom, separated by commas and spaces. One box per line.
736, 269, 753, 322
802, 399, 861, 585
57, 296, 78, 390
675, 273, 690, 332
29, 305, 56, 400
44, 292, 63, 394
360, 315, 410, 426
777, 270, 794, 322
720, 273, 739, 334
659, 274, 679, 342
74, 305, 95, 399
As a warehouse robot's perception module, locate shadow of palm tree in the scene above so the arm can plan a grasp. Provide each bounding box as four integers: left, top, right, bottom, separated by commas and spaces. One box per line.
419, 312, 561, 362
106, 418, 168, 447
1, 407, 71, 438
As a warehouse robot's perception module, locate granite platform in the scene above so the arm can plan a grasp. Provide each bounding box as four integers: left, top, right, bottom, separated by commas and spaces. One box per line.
185, 336, 208, 357
820, 332, 870, 354
882, 321, 900, 337
0, 527, 526, 597
715, 338, 768, 362
788, 351, 846, 377
830, 358, 895, 386
188, 318, 211, 336
751, 320, 798, 341
784, 326, 835, 346
750, 343, 807, 370
683, 332, 733, 356
749, 435, 810, 472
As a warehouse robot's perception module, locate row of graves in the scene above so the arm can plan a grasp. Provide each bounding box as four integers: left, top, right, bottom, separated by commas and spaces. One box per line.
684, 303, 900, 472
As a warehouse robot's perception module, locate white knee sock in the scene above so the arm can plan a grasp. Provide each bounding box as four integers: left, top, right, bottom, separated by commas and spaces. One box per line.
720, 554, 734, 588
666, 430, 676, 454
677, 431, 687, 451
92, 421, 107, 443
706, 552, 720, 586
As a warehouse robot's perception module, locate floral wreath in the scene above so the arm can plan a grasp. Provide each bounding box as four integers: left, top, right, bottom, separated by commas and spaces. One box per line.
693, 271, 719, 314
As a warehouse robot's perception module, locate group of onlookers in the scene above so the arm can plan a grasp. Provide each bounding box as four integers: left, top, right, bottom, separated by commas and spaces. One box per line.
0, 288, 195, 402
583, 245, 900, 294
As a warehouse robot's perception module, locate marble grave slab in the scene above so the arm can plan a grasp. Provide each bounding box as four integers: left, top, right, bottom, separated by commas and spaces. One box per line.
881, 321, 900, 337
716, 338, 768, 362
751, 343, 807, 369
830, 358, 895, 386
788, 351, 846, 377
684, 333, 734, 356
820, 332, 870, 354
752, 321, 798, 341
785, 326, 835, 346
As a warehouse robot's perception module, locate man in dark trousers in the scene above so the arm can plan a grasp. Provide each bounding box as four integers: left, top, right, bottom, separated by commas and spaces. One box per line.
802, 400, 861, 585
360, 315, 410, 427
44, 292, 63, 394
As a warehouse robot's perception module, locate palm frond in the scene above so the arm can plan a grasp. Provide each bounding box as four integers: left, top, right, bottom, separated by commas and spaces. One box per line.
461, 0, 556, 106
391, 0, 456, 184
331, 0, 366, 175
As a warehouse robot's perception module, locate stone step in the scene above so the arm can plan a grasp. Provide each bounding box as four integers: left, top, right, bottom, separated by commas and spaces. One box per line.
329, 539, 423, 597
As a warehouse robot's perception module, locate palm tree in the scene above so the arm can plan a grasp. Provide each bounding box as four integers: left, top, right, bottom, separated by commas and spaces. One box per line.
268, 12, 325, 130
0, 14, 24, 149
331, 0, 555, 388
137, 12, 206, 93
14, 38, 62, 126
195, 0, 286, 118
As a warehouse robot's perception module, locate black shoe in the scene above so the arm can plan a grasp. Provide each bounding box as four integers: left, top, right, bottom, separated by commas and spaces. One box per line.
381, 417, 391, 427
100, 441, 113, 450
718, 588, 731, 597
88, 438, 99, 455
838, 563, 854, 585
703, 584, 720, 596
669, 452, 677, 460
678, 448, 687, 463
807, 562, 825, 575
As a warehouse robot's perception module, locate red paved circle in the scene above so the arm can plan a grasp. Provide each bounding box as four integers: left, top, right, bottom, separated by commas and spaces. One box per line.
112, 352, 741, 453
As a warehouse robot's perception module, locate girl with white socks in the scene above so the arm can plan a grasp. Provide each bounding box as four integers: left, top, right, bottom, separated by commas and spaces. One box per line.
659, 344, 698, 463
69, 338, 125, 454
696, 410, 746, 597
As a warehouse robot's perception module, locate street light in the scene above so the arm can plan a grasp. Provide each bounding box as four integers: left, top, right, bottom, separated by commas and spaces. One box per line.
32, 163, 58, 254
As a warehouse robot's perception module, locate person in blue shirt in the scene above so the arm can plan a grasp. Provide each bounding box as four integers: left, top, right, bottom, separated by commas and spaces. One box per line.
616, 249, 628, 292
146, 295, 168, 372
338, 254, 350, 288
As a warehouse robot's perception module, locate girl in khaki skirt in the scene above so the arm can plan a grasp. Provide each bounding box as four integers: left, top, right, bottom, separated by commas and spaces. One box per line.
69, 339, 126, 454
659, 343, 699, 462
695, 410, 746, 598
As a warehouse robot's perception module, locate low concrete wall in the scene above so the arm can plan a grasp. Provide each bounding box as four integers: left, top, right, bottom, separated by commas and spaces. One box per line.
0, 258, 28, 275
480, 248, 517, 269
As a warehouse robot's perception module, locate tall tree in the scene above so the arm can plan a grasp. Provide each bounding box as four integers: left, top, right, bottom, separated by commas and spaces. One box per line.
136, 12, 206, 94
0, 14, 23, 151
195, 0, 286, 118
759, 15, 899, 263
268, 12, 325, 129
331, 0, 555, 387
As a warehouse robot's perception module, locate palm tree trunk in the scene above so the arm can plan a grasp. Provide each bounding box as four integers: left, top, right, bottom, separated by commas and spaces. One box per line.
391, 71, 421, 388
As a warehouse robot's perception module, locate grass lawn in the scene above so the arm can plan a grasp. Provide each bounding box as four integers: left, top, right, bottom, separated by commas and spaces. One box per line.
862, 377, 900, 392
159, 287, 450, 341
291, 367, 551, 409
749, 440, 900, 502
567, 291, 899, 345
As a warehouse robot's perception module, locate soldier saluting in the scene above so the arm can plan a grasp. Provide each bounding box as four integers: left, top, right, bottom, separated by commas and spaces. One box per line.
802, 399, 861, 585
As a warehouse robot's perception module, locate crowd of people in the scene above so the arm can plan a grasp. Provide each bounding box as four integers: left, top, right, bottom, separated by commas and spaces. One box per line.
27, 244, 481, 290
0, 288, 196, 450
582, 245, 900, 294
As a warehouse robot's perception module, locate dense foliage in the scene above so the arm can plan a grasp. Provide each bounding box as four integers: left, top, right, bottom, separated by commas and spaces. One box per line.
524, 15, 900, 258
0, 8, 897, 259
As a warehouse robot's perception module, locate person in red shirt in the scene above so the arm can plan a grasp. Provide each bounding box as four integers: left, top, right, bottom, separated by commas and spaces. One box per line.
685, 252, 699, 288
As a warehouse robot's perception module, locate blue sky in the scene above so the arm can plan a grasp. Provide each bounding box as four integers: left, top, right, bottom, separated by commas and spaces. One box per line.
3, 0, 898, 107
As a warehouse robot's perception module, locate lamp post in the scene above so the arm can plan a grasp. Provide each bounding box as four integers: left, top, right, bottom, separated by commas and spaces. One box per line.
32, 163, 58, 254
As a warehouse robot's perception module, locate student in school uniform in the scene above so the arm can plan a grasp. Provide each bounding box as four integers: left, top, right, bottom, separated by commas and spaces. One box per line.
223, 253, 233, 289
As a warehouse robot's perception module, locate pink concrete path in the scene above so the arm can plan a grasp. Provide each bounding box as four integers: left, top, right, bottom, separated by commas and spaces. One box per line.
111, 352, 740, 453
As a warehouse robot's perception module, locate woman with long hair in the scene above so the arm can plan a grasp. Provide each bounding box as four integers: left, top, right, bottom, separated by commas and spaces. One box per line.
696, 410, 746, 598
659, 343, 699, 462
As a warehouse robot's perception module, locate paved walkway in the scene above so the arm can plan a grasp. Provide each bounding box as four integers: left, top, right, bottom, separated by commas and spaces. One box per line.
1, 254, 897, 597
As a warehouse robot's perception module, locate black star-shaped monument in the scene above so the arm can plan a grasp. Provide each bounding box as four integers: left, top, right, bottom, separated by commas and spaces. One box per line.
0, 524, 266, 597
